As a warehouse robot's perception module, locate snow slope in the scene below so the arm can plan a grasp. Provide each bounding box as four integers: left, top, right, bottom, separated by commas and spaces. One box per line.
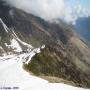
0, 50, 90, 90
5, 38, 22, 52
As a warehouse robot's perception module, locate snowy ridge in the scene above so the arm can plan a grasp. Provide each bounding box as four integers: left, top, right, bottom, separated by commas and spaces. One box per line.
25, 46, 41, 64
25, 45, 45, 64
0, 46, 90, 90
19, 45, 44, 64
0, 46, 3, 50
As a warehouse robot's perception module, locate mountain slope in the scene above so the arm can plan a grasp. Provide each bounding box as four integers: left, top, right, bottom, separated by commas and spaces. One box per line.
8, 9, 90, 75
0, 1, 90, 89
24, 46, 90, 88
0, 18, 33, 56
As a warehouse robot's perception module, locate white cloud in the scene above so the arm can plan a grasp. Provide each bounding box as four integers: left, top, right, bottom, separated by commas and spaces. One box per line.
3, 0, 90, 23
3, 0, 66, 21
64, 5, 90, 24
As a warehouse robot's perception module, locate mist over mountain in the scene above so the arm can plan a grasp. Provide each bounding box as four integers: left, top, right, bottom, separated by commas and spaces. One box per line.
2, 0, 90, 23
3, 0, 66, 21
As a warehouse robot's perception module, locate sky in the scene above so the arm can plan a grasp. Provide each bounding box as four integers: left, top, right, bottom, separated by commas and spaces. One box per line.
65, 0, 90, 8
64, 0, 90, 24
3, 0, 90, 24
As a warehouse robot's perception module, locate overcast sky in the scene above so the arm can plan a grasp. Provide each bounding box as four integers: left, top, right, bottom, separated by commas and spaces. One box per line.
3, 0, 90, 24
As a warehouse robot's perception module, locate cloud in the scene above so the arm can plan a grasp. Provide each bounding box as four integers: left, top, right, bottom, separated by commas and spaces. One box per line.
3, 0, 66, 21
64, 5, 90, 24
3, 0, 90, 23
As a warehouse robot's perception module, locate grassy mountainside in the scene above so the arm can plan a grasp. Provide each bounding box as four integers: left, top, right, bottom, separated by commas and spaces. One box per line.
23, 46, 90, 88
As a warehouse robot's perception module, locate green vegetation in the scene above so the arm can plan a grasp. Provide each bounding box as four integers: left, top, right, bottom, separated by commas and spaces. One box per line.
23, 46, 90, 88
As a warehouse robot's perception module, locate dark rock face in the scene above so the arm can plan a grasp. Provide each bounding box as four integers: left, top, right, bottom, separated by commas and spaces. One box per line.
0, 0, 13, 27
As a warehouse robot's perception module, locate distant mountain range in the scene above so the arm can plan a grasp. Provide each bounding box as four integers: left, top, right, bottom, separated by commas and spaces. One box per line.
74, 17, 90, 42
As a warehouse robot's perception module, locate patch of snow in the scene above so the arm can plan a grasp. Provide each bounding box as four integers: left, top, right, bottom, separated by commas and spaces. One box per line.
12, 30, 33, 48
0, 46, 3, 50
0, 54, 15, 61
41, 45, 45, 49
0, 46, 4, 53
25, 51, 36, 64
0, 18, 9, 33
25, 46, 43, 64
5, 39, 22, 52
35, 48, 41, 53
5, 43, 11, 49
10, 39, 22, 52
